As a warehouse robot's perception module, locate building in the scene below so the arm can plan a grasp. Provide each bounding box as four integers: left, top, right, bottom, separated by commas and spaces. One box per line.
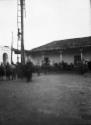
26, 36, 91, 66
0, 46, 11, 65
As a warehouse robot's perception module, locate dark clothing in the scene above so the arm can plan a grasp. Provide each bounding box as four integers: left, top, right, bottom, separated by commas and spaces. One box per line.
24, 62, 33, 82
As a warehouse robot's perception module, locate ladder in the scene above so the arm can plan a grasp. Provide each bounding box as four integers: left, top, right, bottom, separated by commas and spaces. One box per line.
17, 0, 25, 64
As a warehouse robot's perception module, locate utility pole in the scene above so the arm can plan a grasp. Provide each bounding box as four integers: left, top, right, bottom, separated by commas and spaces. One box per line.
20, 0, 25, 64
17, 0, 25, 64
11, 32, 13, 64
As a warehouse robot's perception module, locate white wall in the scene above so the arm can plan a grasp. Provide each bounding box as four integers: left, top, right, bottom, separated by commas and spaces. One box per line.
27, 53, 60, 66
82, 48, 91, 61
62, 49, 78, 64
27, 47, 91, 66
0, 46, 11, 64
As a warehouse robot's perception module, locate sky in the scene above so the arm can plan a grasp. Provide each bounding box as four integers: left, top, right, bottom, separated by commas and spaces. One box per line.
0, 0, 91, 50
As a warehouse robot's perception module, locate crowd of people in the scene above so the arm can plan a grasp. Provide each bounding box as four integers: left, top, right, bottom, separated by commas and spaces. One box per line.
0, 61, 34, 82
0, 62, 16, 80
0, 59, 91, 82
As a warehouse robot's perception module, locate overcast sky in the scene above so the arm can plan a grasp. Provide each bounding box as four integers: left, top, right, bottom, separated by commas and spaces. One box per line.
0, 0, 90, 50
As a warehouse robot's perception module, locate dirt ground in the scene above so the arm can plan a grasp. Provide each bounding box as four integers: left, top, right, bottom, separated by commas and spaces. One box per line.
0, 73, 91, 125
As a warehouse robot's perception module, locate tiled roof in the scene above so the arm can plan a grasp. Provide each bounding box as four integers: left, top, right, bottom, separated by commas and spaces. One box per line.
14, 36, 91, 54
30, 36, 91, 52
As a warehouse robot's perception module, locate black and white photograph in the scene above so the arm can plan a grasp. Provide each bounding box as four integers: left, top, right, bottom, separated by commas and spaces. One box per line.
0, 0, 91, 125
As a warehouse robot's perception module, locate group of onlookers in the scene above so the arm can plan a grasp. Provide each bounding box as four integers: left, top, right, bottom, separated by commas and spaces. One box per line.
0, 62, 16, 80
0, 60, 91, 82
0, 61, 34, 82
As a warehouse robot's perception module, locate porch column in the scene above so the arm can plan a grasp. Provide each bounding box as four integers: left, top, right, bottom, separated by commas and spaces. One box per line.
80, 48, 83, 61
41, 52, 45, 65
59, 50, 63, 63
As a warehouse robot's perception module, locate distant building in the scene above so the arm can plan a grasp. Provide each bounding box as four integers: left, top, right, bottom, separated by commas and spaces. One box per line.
26, 36, 91, 66
0, 46, 11, 64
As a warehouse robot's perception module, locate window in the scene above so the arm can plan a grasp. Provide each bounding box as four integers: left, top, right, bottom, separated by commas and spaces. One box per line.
74, 55, 81, 65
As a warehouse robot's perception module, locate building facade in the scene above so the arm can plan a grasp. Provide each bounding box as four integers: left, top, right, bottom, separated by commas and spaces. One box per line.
0, 46, 11, 65
26, 36, 91, 66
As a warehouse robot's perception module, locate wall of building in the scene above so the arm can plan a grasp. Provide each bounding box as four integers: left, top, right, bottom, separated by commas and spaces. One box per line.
82, 47, 91, 61
27, 52, 60, 66
27, 55, 43, 65
62, 49, 79, 64
27, 47, 91, 66
59, 48, 91, 64
0, 46, 11, 64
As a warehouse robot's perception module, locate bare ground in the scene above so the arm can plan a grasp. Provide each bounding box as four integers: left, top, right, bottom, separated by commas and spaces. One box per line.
0, 73, 91, 125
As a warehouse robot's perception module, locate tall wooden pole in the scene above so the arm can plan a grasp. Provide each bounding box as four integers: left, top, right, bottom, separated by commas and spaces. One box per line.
20, 0, 25, 64
11, 32, 13, 64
